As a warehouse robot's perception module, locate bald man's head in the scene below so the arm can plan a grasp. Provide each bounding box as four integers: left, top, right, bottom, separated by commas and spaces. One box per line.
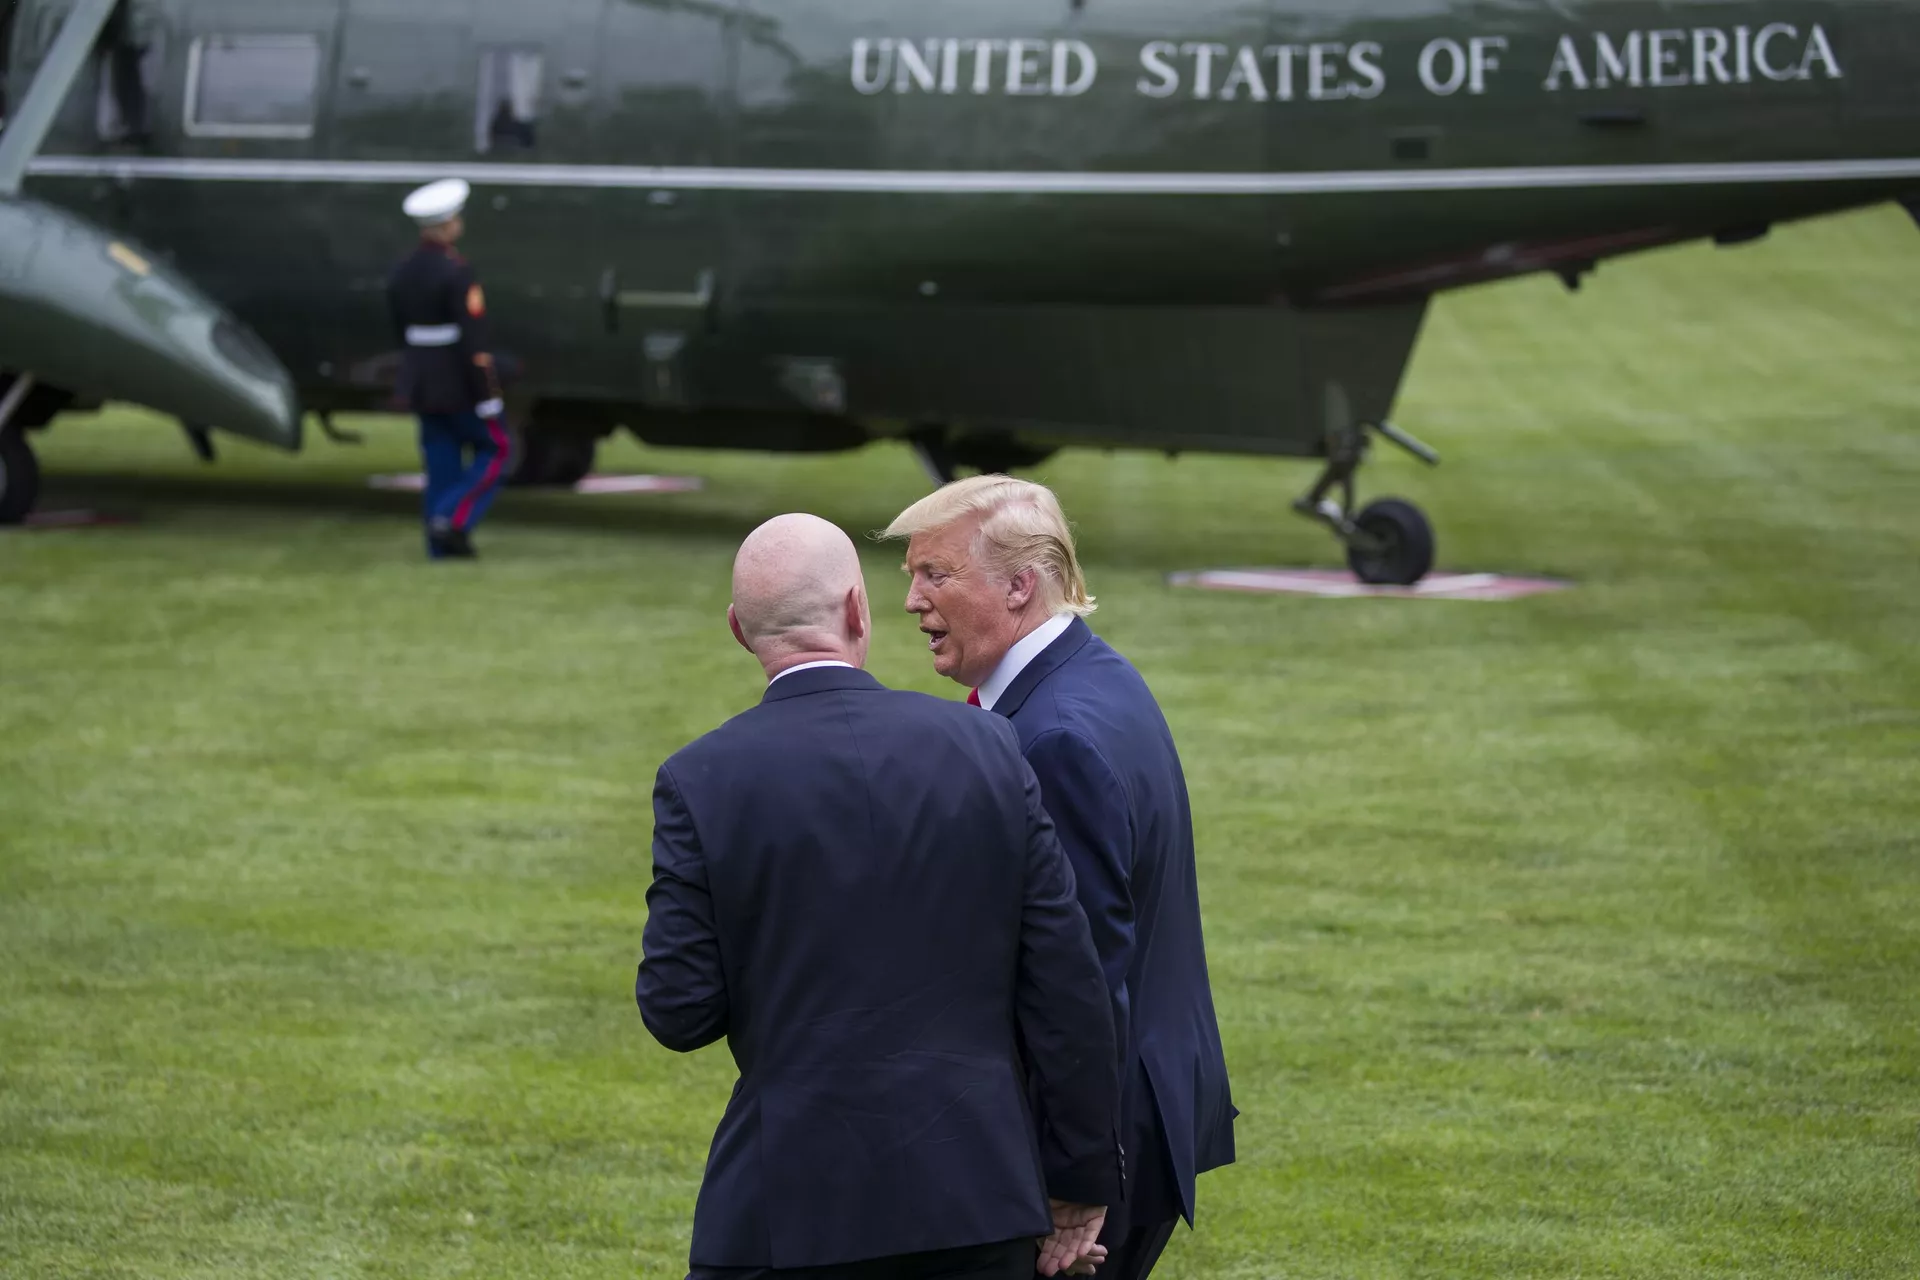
728, 514, 872, 677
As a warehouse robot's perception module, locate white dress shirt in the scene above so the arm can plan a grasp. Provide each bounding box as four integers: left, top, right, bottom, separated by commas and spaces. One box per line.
768, 659, 854, 685
975, 612, 1074, 710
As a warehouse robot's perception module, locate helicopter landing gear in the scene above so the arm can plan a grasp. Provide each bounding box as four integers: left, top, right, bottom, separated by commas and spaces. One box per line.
1344, 497, 1435, 587
0, 374, 43, 525
0, 426, 40, 525
1291, 419, 1440, 586
908, 426, 1057, 486
510, 426, 597, 487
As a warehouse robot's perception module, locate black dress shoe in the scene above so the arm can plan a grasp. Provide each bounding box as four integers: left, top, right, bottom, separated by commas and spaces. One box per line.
428, 527, 477, 560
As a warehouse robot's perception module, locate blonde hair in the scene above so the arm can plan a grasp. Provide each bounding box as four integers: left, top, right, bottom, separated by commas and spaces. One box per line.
882, 475, 1096, 616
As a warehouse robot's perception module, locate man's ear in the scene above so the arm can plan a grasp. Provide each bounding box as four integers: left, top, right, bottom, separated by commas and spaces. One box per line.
728, 605, 754, 654
1006, 567, 1038, 611
845, 585, 869, 640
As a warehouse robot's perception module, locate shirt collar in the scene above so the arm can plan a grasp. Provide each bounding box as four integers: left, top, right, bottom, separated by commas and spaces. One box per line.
977, 613, 1073, 710
768, 658, 854, 686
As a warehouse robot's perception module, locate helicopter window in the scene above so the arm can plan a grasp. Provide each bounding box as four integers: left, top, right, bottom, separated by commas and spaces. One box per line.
475, 47, 543, 152
184, 33, 322, 139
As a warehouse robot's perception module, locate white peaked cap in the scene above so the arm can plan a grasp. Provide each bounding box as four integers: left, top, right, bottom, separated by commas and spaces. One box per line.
403, 178, 470, 225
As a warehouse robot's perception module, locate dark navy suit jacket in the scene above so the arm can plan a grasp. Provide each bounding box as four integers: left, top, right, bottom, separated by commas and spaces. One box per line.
988, 619, 1236, 1234
636, 664, 1123, 1272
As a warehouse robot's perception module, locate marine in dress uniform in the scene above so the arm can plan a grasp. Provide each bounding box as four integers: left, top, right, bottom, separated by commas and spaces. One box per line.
386, 178, 508, 560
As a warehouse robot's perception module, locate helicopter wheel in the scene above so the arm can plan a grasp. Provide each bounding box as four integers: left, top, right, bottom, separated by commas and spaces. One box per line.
908, 427, 1056, 486
1345, 497, 1434, 586
0, 428, 41, 525
511, 428, 597, 487
540, 434, 596, 487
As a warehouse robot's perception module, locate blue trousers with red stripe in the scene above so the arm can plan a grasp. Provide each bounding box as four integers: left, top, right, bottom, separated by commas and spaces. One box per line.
417, 410, 508, 554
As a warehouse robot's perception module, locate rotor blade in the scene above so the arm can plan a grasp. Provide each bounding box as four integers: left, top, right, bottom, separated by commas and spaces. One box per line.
0, 0, 121, 195
0, 195, 302, 449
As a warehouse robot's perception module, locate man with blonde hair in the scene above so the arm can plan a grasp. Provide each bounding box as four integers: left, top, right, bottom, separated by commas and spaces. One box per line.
884, 478, 1238, 1280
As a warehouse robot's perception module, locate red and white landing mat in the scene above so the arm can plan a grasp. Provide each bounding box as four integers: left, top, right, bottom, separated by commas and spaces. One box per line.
1168, 568, 1572, 601
367, 473, 703, 494
5, 509, 136, 531
573, 473, 703, 495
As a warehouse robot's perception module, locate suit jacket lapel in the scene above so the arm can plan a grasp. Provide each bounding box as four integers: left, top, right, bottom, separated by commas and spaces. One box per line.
992, 617, 1092, 718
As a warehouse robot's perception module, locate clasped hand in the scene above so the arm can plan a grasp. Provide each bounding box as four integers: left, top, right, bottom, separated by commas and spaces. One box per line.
1036, 1200, 1107, 1277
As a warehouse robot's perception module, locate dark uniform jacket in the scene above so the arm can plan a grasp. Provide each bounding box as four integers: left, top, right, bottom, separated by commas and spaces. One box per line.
988, 618, 1237, 1237
385, 241, 494, 415
636, 664, 1124, 1271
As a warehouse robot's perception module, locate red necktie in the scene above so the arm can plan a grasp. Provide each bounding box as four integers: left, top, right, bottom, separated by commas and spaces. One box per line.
967, 688, 981, 707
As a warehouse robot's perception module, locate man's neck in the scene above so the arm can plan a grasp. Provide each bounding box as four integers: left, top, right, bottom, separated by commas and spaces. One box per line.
1005, 606, 1054, 649
974, 611, 1073, 709
762, 649, 857, 682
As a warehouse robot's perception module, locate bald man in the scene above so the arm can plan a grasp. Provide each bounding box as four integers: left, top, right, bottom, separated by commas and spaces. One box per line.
636, 515, 1124, 1280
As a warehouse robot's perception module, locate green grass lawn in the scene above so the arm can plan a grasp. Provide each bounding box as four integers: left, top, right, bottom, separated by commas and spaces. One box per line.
3, 203, 1918, 1279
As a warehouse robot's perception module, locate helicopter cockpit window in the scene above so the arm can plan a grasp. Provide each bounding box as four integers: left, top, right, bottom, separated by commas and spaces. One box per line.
184, 33, 322, 139
476, 47, 542, 152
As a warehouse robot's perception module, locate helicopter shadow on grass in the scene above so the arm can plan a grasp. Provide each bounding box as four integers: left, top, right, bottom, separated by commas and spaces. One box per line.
35, 467, 766, 547
35, 460, 1301, 577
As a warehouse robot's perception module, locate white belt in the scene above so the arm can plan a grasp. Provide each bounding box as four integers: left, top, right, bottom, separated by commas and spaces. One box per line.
404, 323, 461, 347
